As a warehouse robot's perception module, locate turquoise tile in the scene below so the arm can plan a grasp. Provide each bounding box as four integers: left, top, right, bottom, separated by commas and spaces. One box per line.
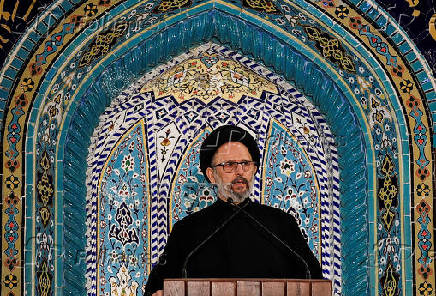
25, 185, 34, 216
26, 135, 34, 153
1, 77, 13, 88
25, 282, 33, 295
348, 0, 361, 5
50, 5, 65, 20
390, 32, 404, 45
30, 108, 39, 125
433, 134, 436, 148
375, 14, 387, 29
11, 56, 24, 70
60, 0, 74, 12
402, 139, 410, 155
429, 108, 436, 120
410, 59, 423, 72
416, 71, 429, 83
384, 23, 397, 36
24, 217, 34, 247
16, 48, 30, 61
357, 1, 372, 13
366, 6, 380, 21
21, 38, 36, 52
42, 12, 57, 29
0, 98, 6, 110
25, 155, 34, 182
398, 40, 411, 55
404, 280, 413, 296
186, 1, 214, 17
4, 67, 17, 79
398, 122, 409, 139
421, 81, 434, 92
56, 162, 64, 185
57, 219, 64, 234
0, 88, 9, 100
367, 191, 375, 222
405, 49, 417, 62
27, 31, 40, 43
427, 91, 436, 102
36, 20, 49, 36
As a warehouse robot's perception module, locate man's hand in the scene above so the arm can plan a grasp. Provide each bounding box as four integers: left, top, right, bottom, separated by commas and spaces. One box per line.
152, 290, 163, 296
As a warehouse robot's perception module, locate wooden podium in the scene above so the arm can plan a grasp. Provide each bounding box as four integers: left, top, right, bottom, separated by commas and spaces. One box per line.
164, 279, 332, 296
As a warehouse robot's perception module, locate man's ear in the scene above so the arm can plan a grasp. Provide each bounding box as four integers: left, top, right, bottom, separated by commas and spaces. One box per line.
206, 167, 216, 183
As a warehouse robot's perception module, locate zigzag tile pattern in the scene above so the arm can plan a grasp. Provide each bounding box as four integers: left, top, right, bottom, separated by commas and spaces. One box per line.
85, 43, 343, 295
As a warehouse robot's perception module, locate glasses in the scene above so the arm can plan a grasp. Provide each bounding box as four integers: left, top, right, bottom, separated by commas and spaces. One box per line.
212, 161, 257, 173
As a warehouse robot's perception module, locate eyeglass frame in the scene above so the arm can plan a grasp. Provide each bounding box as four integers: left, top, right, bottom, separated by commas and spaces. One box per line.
211, 160, 257, 173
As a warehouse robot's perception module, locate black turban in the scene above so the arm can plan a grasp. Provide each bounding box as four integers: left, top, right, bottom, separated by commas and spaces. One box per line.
200, 125, 260, 182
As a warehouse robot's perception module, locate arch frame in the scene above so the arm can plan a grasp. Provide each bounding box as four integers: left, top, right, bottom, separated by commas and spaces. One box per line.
0, 0, 432, 296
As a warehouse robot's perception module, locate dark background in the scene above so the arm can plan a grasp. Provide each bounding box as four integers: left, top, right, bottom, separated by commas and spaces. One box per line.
0, 0, 434, 77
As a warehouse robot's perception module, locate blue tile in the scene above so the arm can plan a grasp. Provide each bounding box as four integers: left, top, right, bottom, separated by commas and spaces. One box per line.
402, 153, 410, 179
366, 6, 380, 21
57, 201, 64, 225
416, 71, 429, 83
398, 40, 411, 55
30, 106, 40, 123
426, 90, 436, 102
25, 153, 34, 182
50, 5, 65, 20
25, 282, 33, 294
26, 121, 35, 138
16, 48, 30, 61
0, 87, 9, 100
1, 76, 13, 88
405, 51, 417, 64
402, 139, 410, 155
390, 32, 403, 45
21, 38, 36, 52
0, 99, 6, 110
4, 67, 17, 79
375, 14, 388, 29
410, 60, 423, 72
25, 184, 33, 216
421, 81, 434, 92
24, 218, 34, 248
384, 23, 397, 36
431, 111, 436, 123
60, 0, 74, 12
357, 1, 372, 13
36, 20, 49, 36
27, 31, 41, 43
10, 56, 24, 70
42, 13, 57, 29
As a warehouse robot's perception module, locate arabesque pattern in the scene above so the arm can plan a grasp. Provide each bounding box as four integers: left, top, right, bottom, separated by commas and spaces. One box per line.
0, 0, 433, 295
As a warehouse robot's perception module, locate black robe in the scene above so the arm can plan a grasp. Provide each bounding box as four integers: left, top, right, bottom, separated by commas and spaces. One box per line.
145, 198, 323, 294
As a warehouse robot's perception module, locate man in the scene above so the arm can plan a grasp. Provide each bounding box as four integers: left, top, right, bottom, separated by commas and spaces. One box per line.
145, 125, 322, 296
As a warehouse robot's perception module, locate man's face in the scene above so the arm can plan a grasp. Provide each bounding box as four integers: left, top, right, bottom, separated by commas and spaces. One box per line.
206, 142, 257, 203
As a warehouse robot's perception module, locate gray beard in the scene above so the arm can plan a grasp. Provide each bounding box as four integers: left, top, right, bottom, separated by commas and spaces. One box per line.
217, 180, 254, 203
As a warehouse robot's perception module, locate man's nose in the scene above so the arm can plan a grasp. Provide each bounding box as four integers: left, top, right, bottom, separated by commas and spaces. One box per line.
234, 163, 244, 174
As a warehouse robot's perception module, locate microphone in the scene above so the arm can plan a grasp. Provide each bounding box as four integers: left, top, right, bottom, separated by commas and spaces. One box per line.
181, 199, 249, 278
227, 198, 312, 279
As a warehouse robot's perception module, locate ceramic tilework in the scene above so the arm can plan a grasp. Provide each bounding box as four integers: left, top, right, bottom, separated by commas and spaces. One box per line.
0, 0, 434, 295
85, 44, 342, 295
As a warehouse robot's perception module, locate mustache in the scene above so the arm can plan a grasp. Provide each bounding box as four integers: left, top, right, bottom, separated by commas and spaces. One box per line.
231, 177, 248, 185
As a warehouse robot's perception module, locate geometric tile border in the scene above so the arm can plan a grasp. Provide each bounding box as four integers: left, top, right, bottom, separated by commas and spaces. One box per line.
0, 0, 434, 296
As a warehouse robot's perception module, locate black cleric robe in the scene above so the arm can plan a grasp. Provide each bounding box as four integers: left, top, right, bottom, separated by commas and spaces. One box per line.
145, 198, 323, 294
